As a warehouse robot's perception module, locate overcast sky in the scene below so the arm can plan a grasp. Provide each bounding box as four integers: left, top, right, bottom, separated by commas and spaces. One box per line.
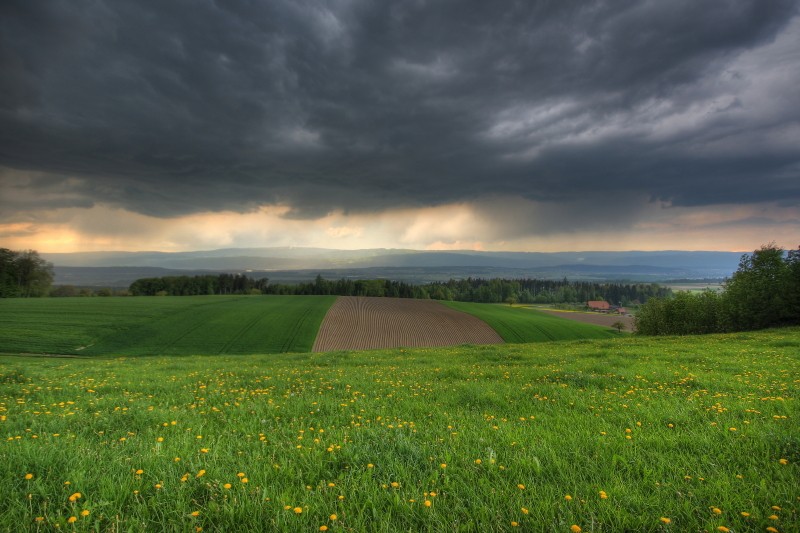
1, 0, 799, 252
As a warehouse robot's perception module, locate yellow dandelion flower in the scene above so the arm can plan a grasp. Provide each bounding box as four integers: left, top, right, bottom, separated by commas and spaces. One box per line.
717, 527, 729, 533
241, 478, 248, 483
779, 458, 788, 465
223, 483, 232, 489
475, 459, 482, 464
740, 512, 750, 517
67, 516, 77, 523
424, 500, 432, 507
659, 517, 670, 524
766, 528, 779, 533
565, 494, 573, 501
80, 510, 90, 517
190, 511, 200, 517
521, 508, 529, 515
391, 482, 400, 488
328, 482, 335, 487
517, 484, 525, 490
768, 514, 779, 520
35, 517, 44, 522
154, 484, 162, 489
511, 521, 519, 527
200, 448, 209, 453
237, 472, 245, 478
156, 437, 164, 442
711, 507, 722, 515
293, 507, 303, 514
24, 473, 34, 480
338, 495, 344, 500
320, 527, 328, 532
772, 506, 781, 511
329, 514, 337, 520
440, 463, 447, 469
68, 492, 82, 502
135, 469, 144, 475
570, 525, 582, 533
284, 506, 292, 510
367, 463, 374, 468
599, 491, 607, 500
196, 470, 206, 478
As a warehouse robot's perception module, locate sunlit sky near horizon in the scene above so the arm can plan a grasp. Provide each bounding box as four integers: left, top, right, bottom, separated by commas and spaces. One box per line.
2, 1, 799, 253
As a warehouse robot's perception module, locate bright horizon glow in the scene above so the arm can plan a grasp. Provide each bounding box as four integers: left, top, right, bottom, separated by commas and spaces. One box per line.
2, 198, 796, 254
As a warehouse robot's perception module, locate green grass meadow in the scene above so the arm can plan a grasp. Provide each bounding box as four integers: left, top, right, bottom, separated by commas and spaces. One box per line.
1, 328, 797, 531
0, 295, 336, 356
443, 302, 620, 343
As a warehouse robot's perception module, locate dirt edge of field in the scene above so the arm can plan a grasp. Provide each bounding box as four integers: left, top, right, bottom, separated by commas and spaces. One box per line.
532, 308, 635, 332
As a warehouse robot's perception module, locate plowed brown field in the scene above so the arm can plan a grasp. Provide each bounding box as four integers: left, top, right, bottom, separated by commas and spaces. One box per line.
312, 296, 504, 352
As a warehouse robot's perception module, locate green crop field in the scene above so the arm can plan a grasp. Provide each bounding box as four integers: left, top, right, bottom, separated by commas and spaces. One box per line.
1, 328, 797, 531
443, 301, 621, 343
0, 295, 336, 356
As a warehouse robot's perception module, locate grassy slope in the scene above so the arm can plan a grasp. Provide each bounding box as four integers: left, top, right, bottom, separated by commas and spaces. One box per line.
1, 328, 797, 531
0, 295, 336, 356
443, 301, 620, 342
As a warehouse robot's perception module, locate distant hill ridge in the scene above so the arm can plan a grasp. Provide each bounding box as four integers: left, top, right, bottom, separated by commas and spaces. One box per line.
43, 247, 742, 286
43, 247, 742, 270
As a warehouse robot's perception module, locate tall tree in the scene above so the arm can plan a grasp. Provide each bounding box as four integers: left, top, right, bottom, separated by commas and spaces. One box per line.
0, 249, 54, 297
723, 243, 790, 330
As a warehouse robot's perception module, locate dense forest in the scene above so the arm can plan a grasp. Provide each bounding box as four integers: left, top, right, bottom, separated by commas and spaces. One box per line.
129, 274, 269, 296
128, 272, 670, 305
636, 244, 800, 335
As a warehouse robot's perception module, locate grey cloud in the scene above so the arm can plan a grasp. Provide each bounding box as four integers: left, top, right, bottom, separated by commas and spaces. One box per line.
1, 0, 799, 225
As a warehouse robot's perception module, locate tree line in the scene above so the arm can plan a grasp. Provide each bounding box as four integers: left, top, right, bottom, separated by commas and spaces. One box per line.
129, 274, 270, 296
636, 244, 800, 335
0, 248, 53, 297
406, 278, 670, 305
129, 272, 669, 305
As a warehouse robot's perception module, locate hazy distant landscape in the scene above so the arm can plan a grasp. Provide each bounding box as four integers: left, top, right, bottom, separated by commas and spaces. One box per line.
45, 247, 741, 287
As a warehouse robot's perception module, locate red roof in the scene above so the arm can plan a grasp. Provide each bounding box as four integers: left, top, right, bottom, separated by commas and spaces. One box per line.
587, 300, 610, 310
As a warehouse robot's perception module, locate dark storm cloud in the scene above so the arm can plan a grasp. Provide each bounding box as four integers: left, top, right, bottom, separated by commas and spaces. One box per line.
1, 0, 799, 223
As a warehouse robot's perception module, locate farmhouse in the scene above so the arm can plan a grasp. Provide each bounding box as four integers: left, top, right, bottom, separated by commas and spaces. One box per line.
587, 300, 610, 312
